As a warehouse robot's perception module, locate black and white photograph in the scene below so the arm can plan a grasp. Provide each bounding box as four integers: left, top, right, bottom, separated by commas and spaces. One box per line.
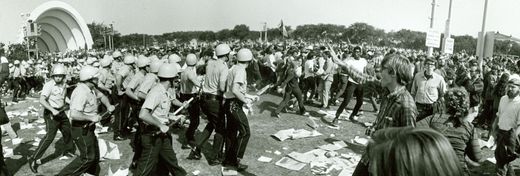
0, 0, 520, 175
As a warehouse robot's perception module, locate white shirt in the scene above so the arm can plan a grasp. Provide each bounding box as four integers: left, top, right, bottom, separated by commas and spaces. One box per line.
497, 95, 520, 131
345, 57, 367, 84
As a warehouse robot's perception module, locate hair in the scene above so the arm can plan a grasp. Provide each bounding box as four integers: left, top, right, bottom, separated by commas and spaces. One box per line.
381, 54, 413, 86
494, 73, 510, 97
443, 87, 470, 127
370, 127, 463, 176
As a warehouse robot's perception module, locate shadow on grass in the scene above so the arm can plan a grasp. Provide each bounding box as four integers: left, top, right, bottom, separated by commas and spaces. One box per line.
5, 141, 33, 175
257, 101, 278, 114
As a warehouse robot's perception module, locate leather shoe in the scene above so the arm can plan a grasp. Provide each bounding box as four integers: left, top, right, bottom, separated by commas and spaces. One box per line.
29, 159, 39, 173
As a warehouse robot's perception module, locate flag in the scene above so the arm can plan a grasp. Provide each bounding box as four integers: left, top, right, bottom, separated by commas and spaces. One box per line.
279, 20, 288, 38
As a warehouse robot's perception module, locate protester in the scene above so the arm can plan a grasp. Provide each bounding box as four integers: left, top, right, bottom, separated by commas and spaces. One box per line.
369, 127, 464, 176
492, 74, 520, 176
418, 87, 482, 175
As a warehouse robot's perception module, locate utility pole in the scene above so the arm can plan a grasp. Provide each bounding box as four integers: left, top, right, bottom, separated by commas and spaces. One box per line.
110, 22, 114, 50
442, 0, 453, 54
263, 22, 268, 42
427, 0, 436, 56
477, 0, 489, 70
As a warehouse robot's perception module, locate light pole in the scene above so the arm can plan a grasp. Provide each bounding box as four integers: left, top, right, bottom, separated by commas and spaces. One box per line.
442, 0, 453, 54
427, 0, 436, 56
477, 0, 489, 70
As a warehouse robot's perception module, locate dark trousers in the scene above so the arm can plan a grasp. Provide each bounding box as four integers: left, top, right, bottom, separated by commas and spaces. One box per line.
302, 76, 317, 101
0, 126, 10, 176
196, 94, 226, 160
119, 95, 140, 136
180, 93, 200, 145
416, 103, 434, 122
333, 76, 349, 101
495, 129, 518, 176
336, 81, 364, 119
478, 100, 495, 127
135, 133, 187, 176
275, 85, 305, 114
11, 77, 23, 101
224, 99, 250, 165
58, 124, 99, 176
31, 110, 74, 160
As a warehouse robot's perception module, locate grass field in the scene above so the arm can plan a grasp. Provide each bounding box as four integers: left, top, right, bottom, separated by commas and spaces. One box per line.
0, 91, 515, 176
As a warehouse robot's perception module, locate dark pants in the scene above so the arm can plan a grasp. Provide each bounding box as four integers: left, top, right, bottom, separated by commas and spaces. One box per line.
0, 126, 10, 176
12, 77, 23, 101
224, 99, 250, 165
58, 122, 100, 176
495, 129, 518, 176
416, 103, 434, 122
336, 81, 364, 119
275, 85, 305, 114
135, 133, 187, 176
31, 110, 74, 160
332, 75, 348, 101
196, 94, 226, 160
180, 93, 200, 145
478, 100, 495, 127
302, 77, 316, 102
119, 95, 139, 136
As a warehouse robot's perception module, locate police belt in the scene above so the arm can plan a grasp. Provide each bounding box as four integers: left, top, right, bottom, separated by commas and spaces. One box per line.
139, 122, 161, 134
202, 93, 222, 101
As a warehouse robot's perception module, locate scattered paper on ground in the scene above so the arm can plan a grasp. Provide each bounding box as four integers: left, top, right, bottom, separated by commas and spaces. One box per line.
36, 130, 46, 135
192, 170, 200, 175
275, 157, 306, 171
257, 156, 272, 163
353, 136, 369, 146
12, 138, 22, 145
272, 129, 322, 141
221, 166, 238, 176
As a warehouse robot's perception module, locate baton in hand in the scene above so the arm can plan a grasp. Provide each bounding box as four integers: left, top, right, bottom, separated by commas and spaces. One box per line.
155, 97, 194, 135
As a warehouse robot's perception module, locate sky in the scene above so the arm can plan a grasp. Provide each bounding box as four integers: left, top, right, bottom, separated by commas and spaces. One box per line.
0, 0, 519, 44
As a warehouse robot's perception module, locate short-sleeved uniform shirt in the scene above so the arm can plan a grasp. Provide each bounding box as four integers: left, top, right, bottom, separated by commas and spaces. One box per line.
41, 80, 66, 109
125, 71, 145, 90
118, 64, 134, 89
137, 73, 159, 96
98, 68, 116, 89
224, 65, 247, 99
141, 84, 173, 125
70, 83, 99, 117
203, 59, 228, 95
180, 67, 199, 94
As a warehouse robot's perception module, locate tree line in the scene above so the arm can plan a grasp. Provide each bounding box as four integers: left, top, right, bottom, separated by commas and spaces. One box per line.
87, 22, 520, 56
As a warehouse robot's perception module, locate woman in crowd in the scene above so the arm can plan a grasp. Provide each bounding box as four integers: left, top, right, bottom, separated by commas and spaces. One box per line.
418, 87, 483, 175
369, 127, 463, 176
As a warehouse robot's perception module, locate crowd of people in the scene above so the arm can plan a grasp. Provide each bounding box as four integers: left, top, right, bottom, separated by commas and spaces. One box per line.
0, 39, 519, 175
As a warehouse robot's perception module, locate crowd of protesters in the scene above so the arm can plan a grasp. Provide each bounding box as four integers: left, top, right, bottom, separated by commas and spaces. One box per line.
0, 39, 519, 175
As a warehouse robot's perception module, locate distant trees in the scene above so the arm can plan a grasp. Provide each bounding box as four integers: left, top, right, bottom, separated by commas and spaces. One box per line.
86, 22, 518, 56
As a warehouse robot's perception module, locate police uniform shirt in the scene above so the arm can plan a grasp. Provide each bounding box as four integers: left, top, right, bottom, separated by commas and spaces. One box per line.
136, 73, 159, 96
141, 84, 172, 124
41, 80, 66, 109
70, 83, 99, 117
180, 67, 200, 94
98, 68, 115, 89
111, 61, 123, 74
125, 71, 145, 90
223, 65, 247, 99
203, 59, 228, 95
118, 65, 134, 89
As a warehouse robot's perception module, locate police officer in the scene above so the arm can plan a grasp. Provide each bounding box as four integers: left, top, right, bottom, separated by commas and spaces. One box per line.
222, 48, 254, 171
58, 66, 115, 176
12, 60, 22, 102
187, 44, 230, 165
180, 54, 201, 148
115, 55, 136, 137
29, 64, 75, 173
98, 55, 122, 140
136, 63, 187, 176
124, 55, 149, 134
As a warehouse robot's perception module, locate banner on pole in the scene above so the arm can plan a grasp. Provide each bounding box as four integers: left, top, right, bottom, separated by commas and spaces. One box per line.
444, 38, 454, 54
425, 28, 441, 48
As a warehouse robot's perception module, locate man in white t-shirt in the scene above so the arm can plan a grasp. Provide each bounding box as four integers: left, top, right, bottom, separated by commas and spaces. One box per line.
332, 46, 367, 124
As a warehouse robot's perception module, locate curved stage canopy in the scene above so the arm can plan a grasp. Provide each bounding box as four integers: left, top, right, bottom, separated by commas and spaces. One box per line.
28, 1, 93, 52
